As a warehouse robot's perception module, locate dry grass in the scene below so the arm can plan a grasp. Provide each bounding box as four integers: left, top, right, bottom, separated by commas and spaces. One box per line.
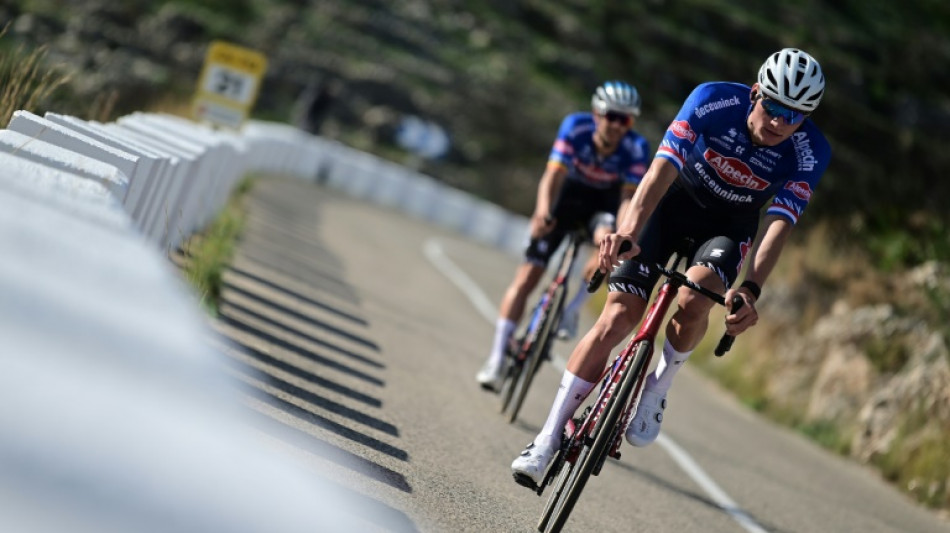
144, 93, 194, 118
0, 24, 71, 127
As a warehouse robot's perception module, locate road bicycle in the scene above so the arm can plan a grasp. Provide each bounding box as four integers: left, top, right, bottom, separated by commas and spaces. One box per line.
531, 240, 743, 533
498, 227, 590, 424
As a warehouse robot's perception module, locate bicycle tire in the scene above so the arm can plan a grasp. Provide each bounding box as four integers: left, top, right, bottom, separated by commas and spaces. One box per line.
498, 337, 523, 413
506, 283, 566, 424
537, 451, 570, 532
544, 340, 651, 533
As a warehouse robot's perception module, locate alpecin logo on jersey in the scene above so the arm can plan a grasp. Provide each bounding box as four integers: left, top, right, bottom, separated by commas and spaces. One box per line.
704, 148, 768, 190
784, 181, 813, 201
792, 132, 817, 171
669, 120, 696, 143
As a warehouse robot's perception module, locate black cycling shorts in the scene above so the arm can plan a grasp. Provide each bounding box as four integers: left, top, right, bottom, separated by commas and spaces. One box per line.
525, 180, 621, 266
607, 183, 759, 300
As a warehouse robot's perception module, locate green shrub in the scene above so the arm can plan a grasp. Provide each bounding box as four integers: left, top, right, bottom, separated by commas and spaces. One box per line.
180, 176, 255, 314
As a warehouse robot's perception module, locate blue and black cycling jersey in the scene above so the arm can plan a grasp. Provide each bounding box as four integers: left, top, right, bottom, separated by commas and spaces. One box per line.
525, 113, 651, 266
609, 82, 833, 296
657, 82, 831, 225
549, 112, 650, 191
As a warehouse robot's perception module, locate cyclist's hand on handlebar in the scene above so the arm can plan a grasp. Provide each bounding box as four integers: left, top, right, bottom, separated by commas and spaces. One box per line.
597, 233, 640, 274
723, 287, 758, 336
530, 212, 556, 238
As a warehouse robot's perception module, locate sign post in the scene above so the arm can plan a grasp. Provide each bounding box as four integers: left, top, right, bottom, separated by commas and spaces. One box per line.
192, 41, 267, 129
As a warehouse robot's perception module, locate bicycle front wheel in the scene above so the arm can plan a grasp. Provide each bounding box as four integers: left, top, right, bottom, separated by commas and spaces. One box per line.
506, 284, 566, 424
498, 338, 523, 414
543, 340, 651, 533
537, 452, 570, 531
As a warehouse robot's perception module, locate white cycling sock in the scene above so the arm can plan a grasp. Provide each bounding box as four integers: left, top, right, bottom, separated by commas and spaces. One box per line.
487, 318, 516, 370
646, 338, 692, 396
563, 287, 591, 318
536, 370, 595, 449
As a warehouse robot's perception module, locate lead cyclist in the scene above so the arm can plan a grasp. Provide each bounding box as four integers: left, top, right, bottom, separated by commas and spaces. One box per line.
476, 81, 652, 391
512, 48, 832, 485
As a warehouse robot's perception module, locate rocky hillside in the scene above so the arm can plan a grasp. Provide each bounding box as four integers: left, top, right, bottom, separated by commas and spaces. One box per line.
4, 0, 948, 514
711, 259, 950, 511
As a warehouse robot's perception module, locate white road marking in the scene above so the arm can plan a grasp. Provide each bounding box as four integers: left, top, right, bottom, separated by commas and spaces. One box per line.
424, 237, 768, 533
657, 434, 769, 533
422, 239, 497, 323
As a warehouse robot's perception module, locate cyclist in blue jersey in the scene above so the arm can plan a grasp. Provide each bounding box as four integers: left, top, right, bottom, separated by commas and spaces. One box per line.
476, 81, 652, 391
513, 48, 832, 485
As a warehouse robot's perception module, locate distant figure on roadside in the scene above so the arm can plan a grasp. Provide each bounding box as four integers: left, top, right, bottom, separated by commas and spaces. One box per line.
510, 48, 832, 488
292, 75, 340, 135
475, 81, 651, 390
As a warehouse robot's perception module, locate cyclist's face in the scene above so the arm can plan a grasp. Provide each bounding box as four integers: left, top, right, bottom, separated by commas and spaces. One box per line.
594, 110, 633, 145
746, 84, 805, 146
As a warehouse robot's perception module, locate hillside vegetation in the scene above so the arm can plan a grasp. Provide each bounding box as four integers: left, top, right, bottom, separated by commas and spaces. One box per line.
3, 0, 948, 514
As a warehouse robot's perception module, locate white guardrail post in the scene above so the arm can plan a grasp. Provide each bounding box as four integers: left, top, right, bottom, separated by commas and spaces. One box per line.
0, 109, 528, 532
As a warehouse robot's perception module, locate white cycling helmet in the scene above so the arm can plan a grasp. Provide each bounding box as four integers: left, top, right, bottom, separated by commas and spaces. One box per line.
592, 81, 641, 117
757, 48, 825, 112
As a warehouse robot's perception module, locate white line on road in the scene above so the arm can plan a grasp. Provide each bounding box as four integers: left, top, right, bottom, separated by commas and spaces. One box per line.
422, 239, 498, 323
424, 237, 768, 533
657, 434, 768, 533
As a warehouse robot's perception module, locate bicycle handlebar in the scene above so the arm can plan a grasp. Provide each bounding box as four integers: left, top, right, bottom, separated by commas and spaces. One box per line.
586, 240, 633, 293
586, 270, 606, 293
584, 240, 745, 356
714, 295, 744, 356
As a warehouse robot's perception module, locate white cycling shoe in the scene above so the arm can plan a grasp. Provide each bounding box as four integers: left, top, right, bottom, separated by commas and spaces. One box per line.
476, 360, 504, 392
625, 389, 667, 447
556, 310, 579, 340
511, 439, 558, 487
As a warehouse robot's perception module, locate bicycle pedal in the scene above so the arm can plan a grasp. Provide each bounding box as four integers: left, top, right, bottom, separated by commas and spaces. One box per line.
513, 472, 540, 492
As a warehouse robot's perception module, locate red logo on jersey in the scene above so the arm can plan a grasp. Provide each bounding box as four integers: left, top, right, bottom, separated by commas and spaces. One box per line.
669, 120, 696, 143
704, 149, 768, 190
738, 238, 752, 275
784, 181, 813, 201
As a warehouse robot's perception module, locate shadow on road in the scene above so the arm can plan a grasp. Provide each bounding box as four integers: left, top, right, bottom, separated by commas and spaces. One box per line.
205, 178, 418, 530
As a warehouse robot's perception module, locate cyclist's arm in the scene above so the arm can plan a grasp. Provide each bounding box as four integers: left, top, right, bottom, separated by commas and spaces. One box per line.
616, 183, 637, 227
743, 214, 792, 293
535, 162, 567, 221
599, 159, 677, 271
612, 158, 678, 248
723, 214, 793, 335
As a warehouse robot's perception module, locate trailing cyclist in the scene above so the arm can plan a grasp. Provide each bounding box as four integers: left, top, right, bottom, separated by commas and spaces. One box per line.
512, 48, 832, 484
476, 81, 652, 391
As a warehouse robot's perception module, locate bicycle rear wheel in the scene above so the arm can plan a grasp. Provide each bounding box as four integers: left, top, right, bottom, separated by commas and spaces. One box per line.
542, 340, 651, 533
506, 284, 566, 424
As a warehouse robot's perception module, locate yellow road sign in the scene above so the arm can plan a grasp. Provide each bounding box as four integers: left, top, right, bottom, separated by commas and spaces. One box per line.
193, 41, 267, 129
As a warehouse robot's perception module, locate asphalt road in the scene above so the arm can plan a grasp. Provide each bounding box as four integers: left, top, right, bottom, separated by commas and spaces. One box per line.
208, 176, 948, 533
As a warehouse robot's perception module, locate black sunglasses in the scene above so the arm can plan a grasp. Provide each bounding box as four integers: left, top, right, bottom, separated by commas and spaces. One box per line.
601, 111, 633, 127
760, 96, 809, 125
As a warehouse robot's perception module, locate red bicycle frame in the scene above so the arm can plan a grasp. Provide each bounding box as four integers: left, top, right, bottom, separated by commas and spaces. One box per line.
560, 256, 740, 469
562, 278, 678, 465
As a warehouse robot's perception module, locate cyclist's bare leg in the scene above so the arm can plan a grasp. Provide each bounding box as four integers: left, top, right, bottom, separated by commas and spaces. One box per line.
558, 251, 599, 338
567, 291, 648, 382
665, 264, 726, 351
479, 262, 547, 384
500, 262, 546, 321
580, 250, 600, 282
582, 224, 612, 281
525, 291, 647, 450
561, 225, 613, 335
645, 265, 726, 395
